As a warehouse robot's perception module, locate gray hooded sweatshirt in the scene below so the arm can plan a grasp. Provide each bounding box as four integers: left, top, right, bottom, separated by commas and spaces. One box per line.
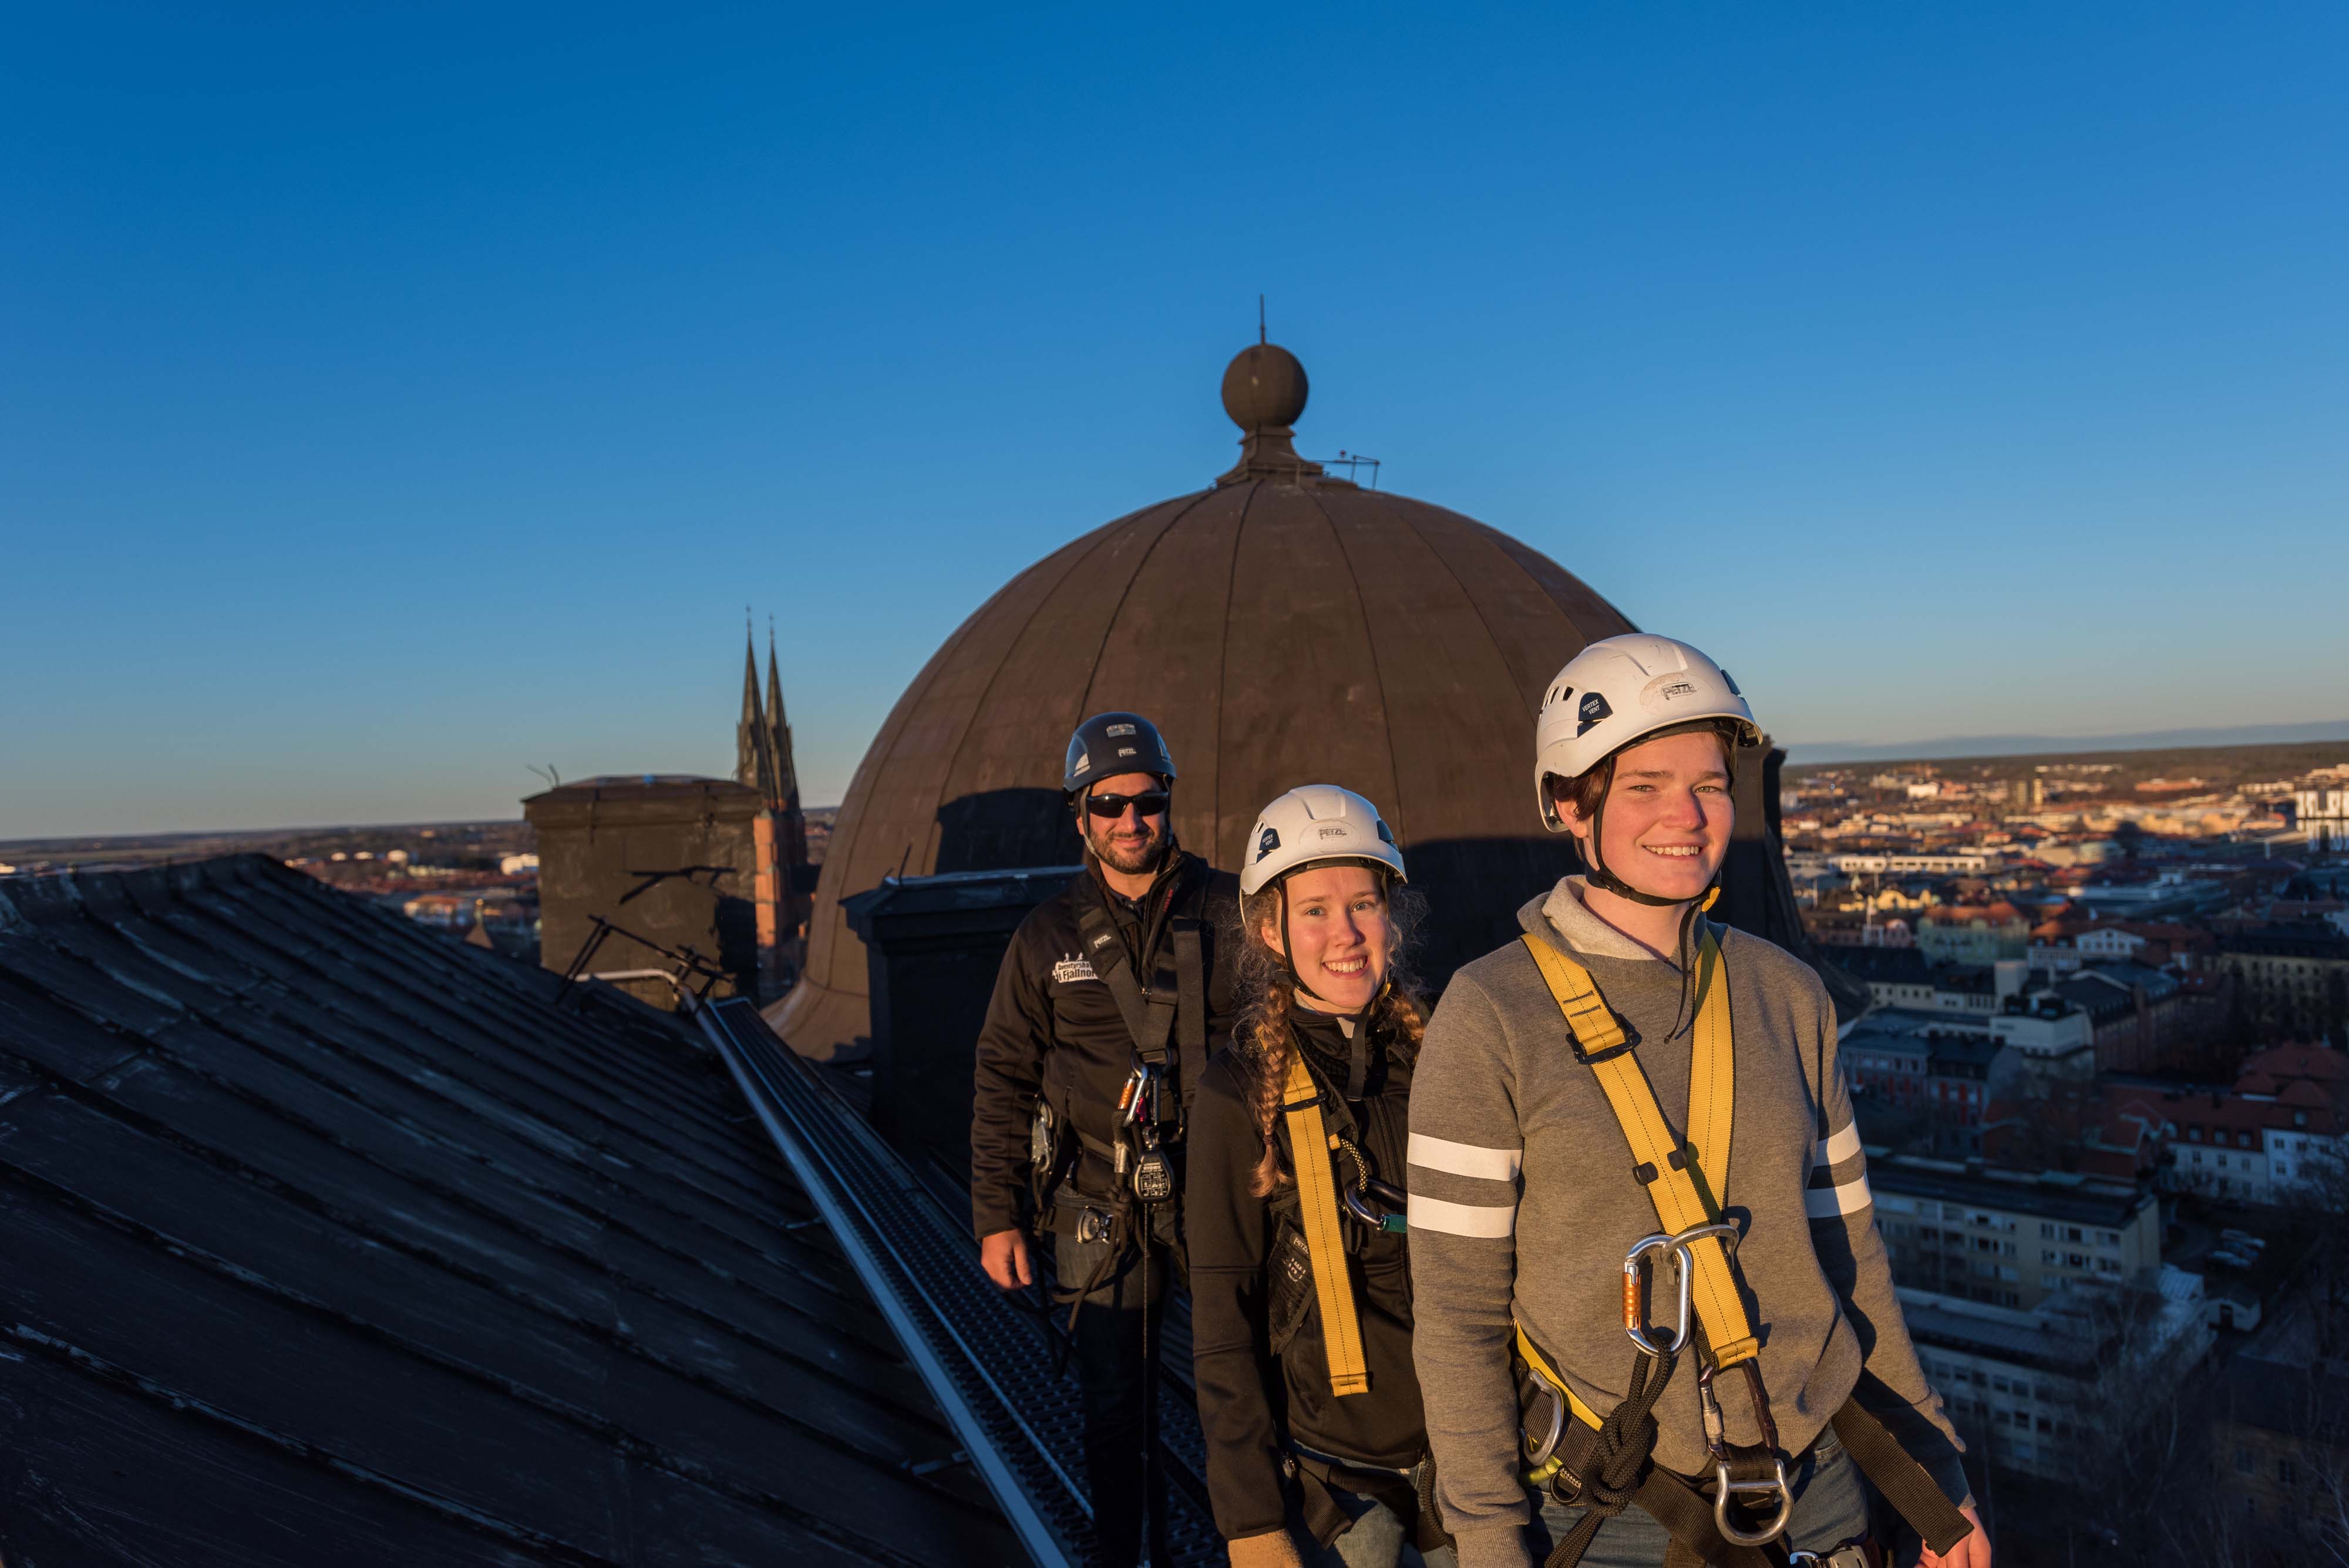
1407, 879, 1966, 1568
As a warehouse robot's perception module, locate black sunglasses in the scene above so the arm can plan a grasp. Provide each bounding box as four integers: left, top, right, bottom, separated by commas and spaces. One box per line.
1085, 789, 1170, 820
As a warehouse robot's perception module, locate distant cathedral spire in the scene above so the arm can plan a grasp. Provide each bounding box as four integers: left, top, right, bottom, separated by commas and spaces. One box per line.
764, 621, 799, 810
736, 616, 772, 797
733, 613, 813, 996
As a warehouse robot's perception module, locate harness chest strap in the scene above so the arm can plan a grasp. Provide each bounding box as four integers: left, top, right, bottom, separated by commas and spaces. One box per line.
1519, 928, 1758, 1369
1072, 872, 1209, 1121
1281, 1054, 1369, 1397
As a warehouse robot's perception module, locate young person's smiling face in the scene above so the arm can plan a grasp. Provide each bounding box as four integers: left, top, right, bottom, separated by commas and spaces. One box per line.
1564, 728, 1734, 904
1263, 862, 1394, 1012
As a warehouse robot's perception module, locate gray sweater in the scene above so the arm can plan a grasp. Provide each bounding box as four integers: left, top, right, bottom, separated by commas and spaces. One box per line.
1408, 879, 1966, 1568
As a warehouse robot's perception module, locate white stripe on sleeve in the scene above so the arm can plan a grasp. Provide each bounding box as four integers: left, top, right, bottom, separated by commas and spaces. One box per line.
1804, 1172, 1874, 1219
1408, 1192, 1517, 1239
1408, 1132, 1522, 1182
1813, 1122, 1863, 1166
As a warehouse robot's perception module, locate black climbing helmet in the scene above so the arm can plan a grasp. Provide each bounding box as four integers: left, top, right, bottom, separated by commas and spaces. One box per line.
1063, 712, 1177, 798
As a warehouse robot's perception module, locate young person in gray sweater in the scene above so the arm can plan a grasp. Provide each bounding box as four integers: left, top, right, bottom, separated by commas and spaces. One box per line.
1408, 635, 1990, 1568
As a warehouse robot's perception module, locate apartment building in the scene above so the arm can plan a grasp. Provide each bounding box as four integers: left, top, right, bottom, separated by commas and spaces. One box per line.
2164, 1047, 2347, 1204
1872, 1156, 2158, 1310
1843, 1008, 1937, 1108
2220, 924, 2349, 1040
2211, 1349, 2349, 1550
1918, 903, 2032, 965
1900, 1273, 2212, 1483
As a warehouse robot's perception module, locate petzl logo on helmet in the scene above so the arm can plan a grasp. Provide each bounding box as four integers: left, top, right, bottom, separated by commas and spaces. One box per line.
1257, 825, 1280, 860
1640, 672, 1699, 708
1116, 746, 1138, 758
1106, 722, 1137, 737
1576, 691, 1613, 736
1316, 826, 1347, 840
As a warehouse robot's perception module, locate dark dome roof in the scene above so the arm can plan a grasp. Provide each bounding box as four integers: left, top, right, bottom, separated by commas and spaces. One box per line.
770, 345, 1641, 1057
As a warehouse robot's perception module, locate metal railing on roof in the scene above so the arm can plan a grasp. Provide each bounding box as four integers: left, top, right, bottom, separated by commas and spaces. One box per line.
694, 997, 1219, 1568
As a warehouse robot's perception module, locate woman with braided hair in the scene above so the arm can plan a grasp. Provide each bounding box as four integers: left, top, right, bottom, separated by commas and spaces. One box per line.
1190, 786, 1456, 1568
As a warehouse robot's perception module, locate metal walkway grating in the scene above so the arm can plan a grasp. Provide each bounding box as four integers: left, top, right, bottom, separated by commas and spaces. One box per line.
698, 997, 1221, 1568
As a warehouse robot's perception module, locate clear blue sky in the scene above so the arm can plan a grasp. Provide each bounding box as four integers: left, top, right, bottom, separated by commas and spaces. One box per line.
6, 2, 2345, 837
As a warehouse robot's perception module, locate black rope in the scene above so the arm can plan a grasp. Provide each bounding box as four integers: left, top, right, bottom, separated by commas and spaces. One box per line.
1141, 1227, 1165, 1568
1546, 1348, 1677, 1568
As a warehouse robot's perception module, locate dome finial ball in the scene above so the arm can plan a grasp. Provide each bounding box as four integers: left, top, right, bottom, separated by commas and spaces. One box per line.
1221, 342, 1308, 433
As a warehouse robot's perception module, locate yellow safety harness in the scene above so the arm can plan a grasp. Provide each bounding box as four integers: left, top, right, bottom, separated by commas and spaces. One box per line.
1511, 918, 1976, 1567
1519, 924, 1757, 1372
1281, 1052, 1370, 1397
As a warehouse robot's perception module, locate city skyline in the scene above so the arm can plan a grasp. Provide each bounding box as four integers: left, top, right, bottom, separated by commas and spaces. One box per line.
7, 2, 2346, 837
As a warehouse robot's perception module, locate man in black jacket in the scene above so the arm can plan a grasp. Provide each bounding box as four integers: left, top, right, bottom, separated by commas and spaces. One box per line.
972, 711, 1241, 1568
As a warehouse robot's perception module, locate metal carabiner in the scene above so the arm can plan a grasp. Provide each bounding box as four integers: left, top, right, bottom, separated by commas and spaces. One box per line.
1621, 1220, 1738, 1355
1121, 1062, 1159, 1127
1697, 1358, 1792, 1547
1333, 1140, 1408, 1234
1621, 1232, 1692, 1355
1341, 1176, 1409, 1234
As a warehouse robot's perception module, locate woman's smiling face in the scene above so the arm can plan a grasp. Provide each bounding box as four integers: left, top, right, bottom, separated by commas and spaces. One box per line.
1567, 728, 1734, 903
1264, 862, 1394, 1012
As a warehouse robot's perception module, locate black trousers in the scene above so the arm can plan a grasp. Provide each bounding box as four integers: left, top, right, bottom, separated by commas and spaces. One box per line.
1055, 1197, 1183, 1568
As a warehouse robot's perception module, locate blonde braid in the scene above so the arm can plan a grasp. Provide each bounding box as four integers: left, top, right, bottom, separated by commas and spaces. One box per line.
1242, 980, 1297, 1198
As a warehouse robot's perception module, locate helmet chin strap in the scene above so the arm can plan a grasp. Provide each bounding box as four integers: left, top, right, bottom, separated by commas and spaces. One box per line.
1579, 756, 1722, 910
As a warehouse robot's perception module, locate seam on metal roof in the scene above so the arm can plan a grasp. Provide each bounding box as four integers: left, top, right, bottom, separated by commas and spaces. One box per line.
1301, 482, 1405, 840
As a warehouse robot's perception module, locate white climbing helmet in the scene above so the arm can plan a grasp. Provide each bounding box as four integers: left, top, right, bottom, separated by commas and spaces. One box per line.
1533, 634, 1760, 832
1239, 785, 1407, 910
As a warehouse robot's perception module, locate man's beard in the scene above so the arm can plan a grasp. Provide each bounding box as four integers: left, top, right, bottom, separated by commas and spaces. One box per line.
1088, 822, 1167, 877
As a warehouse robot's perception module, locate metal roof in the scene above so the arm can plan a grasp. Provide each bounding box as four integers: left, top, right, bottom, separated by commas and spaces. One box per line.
0, 855, 1022, 1567
696, 995, 1223, 1568
1894, 1293, 2102, 1378
1871, 1156, 2152, 1228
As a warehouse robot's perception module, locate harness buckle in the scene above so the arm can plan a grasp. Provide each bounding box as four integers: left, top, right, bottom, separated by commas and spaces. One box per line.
1788, 1547, 1873, 1568
1697, 1360, 1791, 1546
1620, 1221, 1738, 1355
1521, 1375, 1567, 1472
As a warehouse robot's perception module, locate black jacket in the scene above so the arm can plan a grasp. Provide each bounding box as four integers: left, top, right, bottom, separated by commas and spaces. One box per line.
969, 849, 1241, 1240
1187, 1008, 1428, 1543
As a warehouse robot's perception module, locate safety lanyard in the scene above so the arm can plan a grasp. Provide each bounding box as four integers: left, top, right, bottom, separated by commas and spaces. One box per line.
1519, 926, 1760, 1372
1280, 1052, 1370, 1397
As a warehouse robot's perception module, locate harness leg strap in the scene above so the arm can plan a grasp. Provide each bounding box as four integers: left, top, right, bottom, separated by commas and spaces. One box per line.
1828, 1397, 1972, 1558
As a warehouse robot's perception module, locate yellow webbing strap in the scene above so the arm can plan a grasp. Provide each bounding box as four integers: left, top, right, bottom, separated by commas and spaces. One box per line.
1281, 1054, 1370, 1397
1516, 1320, 1604, 1431
1519, 927, 1760, 1370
